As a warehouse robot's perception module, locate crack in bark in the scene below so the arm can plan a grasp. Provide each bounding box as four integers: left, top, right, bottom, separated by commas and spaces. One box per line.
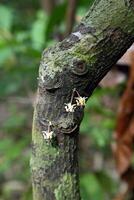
124, 0, 134, 8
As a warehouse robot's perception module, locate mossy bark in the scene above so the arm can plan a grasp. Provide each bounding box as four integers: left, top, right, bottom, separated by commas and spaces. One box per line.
31, 0, 134, 199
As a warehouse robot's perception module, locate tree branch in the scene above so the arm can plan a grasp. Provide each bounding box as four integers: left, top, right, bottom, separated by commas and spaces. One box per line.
31, 0, 134, 199
40, 0, 56, 15
65, 0, 77, 36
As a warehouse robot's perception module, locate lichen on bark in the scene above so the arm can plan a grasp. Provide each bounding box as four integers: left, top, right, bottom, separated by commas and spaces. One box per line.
54, 173, 78, 200
31, 0, 134, 199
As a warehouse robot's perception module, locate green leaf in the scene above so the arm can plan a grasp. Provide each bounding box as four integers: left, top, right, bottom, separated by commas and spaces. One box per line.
0, 5, 13, 30
96, 171, 117, 194
0, 46, 13, 65
30, 10, 48, 50
80, 173, 105, 200
0, 139, 29, 173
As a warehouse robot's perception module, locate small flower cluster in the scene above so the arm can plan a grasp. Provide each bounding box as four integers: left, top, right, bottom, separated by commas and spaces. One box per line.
42, 130, 54, 140
42, 121, 55, 141
65, 103, 76, 113
65, 89, 87, 113
75, 96, 87, 107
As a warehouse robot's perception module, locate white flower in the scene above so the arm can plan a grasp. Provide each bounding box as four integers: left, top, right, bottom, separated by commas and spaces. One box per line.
75, 96, 87, 107
65, 102, 76, 113
42, 130, 54, 140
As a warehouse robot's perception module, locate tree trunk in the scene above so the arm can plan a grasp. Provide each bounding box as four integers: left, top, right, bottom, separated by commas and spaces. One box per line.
31, 0, 134, 199
41, 0, 56, 15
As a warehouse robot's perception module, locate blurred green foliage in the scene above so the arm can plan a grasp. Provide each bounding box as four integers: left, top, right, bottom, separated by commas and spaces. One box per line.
80, 87, 120, 199
0, 0, 122, 199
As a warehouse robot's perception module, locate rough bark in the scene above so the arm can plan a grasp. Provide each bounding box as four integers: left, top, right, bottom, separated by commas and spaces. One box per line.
31, 0, 134, 199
